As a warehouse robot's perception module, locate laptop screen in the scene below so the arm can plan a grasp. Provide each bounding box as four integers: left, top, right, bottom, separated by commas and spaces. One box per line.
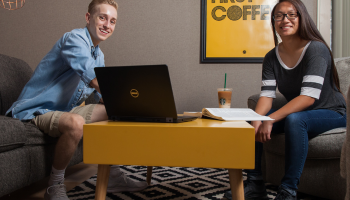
94, 65, 178, 121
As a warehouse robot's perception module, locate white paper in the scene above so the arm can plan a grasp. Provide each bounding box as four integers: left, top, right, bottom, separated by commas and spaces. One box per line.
202, 108, 273, 121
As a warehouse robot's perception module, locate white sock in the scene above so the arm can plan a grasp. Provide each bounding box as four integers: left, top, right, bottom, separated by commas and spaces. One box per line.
48, 166, 65, 186
110, 165, 122, 177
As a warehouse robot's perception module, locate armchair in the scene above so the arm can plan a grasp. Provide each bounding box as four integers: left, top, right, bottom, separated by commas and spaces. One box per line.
341, 58, 350, 200
247, 57, 350, 200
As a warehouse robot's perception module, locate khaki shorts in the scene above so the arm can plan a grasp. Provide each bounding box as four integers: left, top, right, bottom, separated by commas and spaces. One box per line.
31, 104, 97, 137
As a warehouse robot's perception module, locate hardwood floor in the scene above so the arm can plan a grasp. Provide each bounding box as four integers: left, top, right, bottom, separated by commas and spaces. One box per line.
0, 163, 98, 200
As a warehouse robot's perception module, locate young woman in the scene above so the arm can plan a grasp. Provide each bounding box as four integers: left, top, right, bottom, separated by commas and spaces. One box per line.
225, 0, 346, 200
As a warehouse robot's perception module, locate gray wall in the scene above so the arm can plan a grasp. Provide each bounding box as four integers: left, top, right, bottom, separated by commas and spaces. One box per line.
0, 0, 316, 113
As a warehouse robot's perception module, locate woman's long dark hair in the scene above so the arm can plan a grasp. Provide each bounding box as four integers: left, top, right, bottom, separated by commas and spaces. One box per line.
271, 0, 341, 92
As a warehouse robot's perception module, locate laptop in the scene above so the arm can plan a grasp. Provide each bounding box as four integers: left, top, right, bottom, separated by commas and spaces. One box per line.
94, 65, 197, 123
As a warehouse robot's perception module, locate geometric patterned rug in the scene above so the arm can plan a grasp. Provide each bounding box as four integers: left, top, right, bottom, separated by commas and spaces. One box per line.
67, 165, 279, 200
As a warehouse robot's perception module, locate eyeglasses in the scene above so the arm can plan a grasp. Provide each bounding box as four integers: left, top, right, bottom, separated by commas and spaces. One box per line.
273, 12, 299, 21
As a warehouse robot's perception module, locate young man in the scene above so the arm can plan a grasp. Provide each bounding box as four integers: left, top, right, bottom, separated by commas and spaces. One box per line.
6, 0, 148, 199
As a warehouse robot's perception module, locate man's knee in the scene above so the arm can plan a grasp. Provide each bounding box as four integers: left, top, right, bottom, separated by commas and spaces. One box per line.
59, 114, 85, 140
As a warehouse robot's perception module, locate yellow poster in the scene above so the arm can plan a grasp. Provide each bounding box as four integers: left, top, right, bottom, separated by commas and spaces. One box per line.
202, 0, 278, 63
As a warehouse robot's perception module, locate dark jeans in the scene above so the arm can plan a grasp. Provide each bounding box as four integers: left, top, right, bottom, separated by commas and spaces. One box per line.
244, 109, 346, 191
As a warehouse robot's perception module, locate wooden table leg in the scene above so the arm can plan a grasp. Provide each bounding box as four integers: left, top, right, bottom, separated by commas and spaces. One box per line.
228, 169, 244, 200
147, 166, 153, 185
95, 164, 111, 200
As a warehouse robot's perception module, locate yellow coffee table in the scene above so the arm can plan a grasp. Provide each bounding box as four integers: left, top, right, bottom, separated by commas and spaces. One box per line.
83, 118, 255, 200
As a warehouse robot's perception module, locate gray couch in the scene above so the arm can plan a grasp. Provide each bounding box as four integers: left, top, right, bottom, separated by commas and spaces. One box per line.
0, 54, 92, 197
341, 58, 350, 200
247, 57, 350, 200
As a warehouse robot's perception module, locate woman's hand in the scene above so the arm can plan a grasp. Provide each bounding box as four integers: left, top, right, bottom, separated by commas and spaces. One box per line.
256, 121, 274, 143
251, 121, 262, 135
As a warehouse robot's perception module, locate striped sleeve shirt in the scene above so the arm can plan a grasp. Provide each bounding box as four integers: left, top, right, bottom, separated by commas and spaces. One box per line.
260, 41, 346, 115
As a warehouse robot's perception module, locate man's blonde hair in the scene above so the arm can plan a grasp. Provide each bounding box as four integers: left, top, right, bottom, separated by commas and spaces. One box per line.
88, 0, 118, 15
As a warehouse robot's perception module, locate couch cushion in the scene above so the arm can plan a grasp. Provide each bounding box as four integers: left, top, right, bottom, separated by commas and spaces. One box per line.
0, 116, 27, 153
264, 127, 346, 159
0, 116, 58, 153
85, 93, 98, 105
23, 122, 58, 145
0, 54, 33, 115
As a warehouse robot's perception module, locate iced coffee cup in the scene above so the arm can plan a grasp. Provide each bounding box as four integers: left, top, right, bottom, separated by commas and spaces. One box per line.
218, 88, 232, 108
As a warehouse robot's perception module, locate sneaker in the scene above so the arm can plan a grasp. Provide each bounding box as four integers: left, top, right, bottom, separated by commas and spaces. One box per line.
224, 179, 269, 200
274, 186, 297, 200
107, 171, 148, 193
44, 183, 69, 200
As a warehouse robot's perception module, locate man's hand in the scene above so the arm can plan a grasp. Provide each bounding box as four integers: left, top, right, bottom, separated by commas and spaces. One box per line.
89, 78, 101, 94
256, 121, 273, 143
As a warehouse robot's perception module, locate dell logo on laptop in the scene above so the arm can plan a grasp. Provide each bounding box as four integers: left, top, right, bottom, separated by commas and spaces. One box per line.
130, 89, 139, 98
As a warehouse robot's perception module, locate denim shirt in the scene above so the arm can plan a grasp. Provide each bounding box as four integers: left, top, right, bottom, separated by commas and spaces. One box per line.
6, 27, 104, 121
